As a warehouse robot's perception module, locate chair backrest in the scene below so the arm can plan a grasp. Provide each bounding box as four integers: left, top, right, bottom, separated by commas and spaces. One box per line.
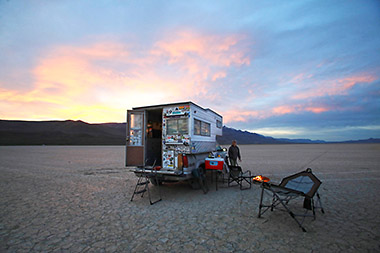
224, 155, 230, 166
279, 168, 321, 198
229, 166, 242, 177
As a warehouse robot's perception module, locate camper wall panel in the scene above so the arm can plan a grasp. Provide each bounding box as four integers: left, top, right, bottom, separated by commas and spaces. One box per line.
163, 144, 191, 154
191, 104, 213, 122
191, 104, 222, 137
162, 104, 191, 146
162, 150, 175, 169
213, 116, 222, 136
190, 141, 217, 154
191, 134, 214, 142
162, 104, 192, 169
191, 108, 212, 142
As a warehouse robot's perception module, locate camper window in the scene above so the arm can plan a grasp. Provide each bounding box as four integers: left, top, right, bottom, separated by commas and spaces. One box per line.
194, 119, 211, 136
194, 119, 201, 135
167, 118, 188, 135
216, 120, 222, 129
201, 121, 211, 136
129, 113, 143, 146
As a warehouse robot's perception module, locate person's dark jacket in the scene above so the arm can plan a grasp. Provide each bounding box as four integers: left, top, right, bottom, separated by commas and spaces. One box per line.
228, 145, 241, 160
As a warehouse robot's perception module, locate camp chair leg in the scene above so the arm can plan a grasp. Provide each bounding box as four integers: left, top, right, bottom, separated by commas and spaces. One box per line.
147, 183, 152, 203
258, 185, 265, 218
149, 172, 162, 205
277, 194, 307, 232
228, 166, 251, 190
271, 194, 277, 211
228, 174, 239, 187
267, 190, 307, 232
316, 192, 325, 214
240, 171, 252, 190
257, 169, 324, 232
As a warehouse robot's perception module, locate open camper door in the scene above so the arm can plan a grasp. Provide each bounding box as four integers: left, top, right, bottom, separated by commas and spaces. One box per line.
126, 110, 145, 166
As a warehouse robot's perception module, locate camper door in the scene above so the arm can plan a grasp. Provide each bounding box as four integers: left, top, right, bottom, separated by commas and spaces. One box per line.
126, 110, 145, 166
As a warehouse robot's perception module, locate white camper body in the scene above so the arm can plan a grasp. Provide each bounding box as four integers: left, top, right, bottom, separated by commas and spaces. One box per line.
126, 101, 223, 182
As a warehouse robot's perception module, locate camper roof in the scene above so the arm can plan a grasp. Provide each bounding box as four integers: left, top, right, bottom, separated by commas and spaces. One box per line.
132, 101, 222, 118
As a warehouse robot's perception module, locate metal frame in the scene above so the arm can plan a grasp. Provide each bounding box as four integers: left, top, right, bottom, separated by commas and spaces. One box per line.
130, 162, 162, 205
258, 169, 324, 232
227, 166, 252, 190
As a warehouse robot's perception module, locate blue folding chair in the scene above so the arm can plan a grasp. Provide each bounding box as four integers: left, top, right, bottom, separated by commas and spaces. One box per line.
258, 168, 324, 232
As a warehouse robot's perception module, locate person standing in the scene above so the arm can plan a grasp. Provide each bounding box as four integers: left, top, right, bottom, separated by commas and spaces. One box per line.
228, 140, 241, 166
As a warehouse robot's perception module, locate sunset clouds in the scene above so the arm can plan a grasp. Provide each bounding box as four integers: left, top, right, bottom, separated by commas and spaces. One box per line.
292, 74, 377, 100
0, 30, 251, 122
1, 0, 379, 140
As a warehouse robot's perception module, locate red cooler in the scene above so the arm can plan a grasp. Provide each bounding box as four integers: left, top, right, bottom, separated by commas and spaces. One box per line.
205, 157, 224, 171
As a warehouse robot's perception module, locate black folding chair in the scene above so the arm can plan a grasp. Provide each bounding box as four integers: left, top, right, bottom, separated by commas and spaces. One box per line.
227, 165, 252, 190
258, 168, 324, 232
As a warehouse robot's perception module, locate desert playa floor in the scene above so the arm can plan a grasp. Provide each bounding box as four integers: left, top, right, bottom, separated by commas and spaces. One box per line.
1, 144, 380, 252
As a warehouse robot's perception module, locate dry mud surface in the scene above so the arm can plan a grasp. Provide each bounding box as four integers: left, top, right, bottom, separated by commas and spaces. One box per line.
1, 144, 380, 252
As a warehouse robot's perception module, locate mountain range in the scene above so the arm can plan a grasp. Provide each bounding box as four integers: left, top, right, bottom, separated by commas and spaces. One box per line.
0, 120, 125, 145
0, 119, 379, 145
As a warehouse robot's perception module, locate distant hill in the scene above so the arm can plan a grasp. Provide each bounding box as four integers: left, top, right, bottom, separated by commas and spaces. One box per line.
216, 126, 286, 144
337, 138, 380, 144
215, 126, 325, 144
0, 120, 378, 145
275, 138, 326, 144
0, 120, 126, 145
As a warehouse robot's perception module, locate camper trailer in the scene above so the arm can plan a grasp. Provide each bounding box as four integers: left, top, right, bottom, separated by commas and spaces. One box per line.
126, 101, 223, 184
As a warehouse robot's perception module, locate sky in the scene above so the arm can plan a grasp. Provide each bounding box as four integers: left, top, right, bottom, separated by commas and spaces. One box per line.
0, 0, 379, 141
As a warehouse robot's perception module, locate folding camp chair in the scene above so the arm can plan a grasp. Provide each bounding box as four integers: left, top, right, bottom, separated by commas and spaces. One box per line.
227, 165, 252, 190
258, 168, 324, 232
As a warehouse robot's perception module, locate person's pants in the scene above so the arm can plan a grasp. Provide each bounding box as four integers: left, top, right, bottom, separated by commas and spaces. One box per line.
229, 158, 238, 166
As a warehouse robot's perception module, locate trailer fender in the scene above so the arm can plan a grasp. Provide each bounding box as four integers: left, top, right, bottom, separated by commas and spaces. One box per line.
196, 161, 205, 170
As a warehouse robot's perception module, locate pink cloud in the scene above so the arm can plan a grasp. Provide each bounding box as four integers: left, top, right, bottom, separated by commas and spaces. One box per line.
272, 104, 331, 116
272, 105, 296, 115
212, 71, 227, 81
219, 98, 334, 124
305, 107, 329, 113
153, 31, 250, 67
223, 109, 260, 123
289, 73, 313, 84
152, 30, 250, 83
0, 30, 251, 122
293, 74, 377, 99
